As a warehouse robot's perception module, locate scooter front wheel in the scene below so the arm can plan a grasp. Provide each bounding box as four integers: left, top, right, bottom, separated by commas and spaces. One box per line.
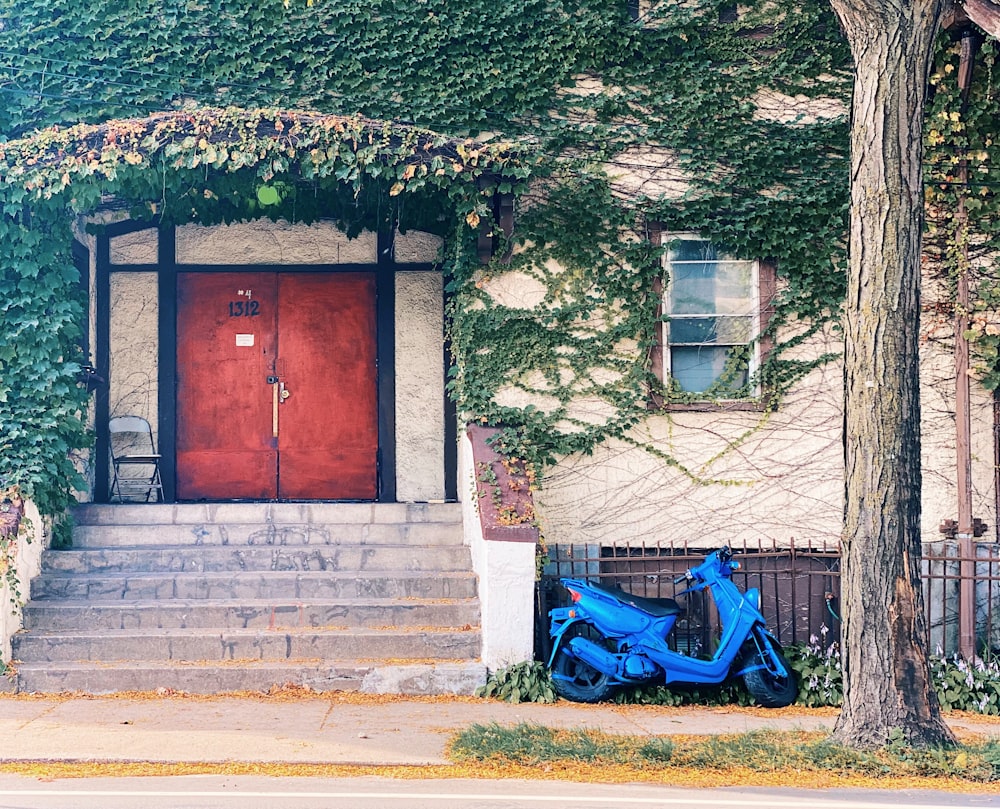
742, 642, 798, 708
550, 625, 617, 703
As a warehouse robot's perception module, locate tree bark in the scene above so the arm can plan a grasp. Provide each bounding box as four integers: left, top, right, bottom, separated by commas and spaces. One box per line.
828, 0, 957, 748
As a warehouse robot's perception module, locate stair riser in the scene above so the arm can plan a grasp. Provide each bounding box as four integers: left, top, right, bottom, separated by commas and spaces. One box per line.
13, 661, 487, 696
41, 546, 471, 574
71, 522, 464, 549
15, 667, 371, 696
30, 573, 478, 601
73, 503, 463, 527
12, 632, 481, 662
22, 601, 480, 631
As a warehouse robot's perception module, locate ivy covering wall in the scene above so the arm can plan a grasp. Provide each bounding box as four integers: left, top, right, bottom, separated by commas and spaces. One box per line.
0, 0, 895, 525
926, 34, 1000, 391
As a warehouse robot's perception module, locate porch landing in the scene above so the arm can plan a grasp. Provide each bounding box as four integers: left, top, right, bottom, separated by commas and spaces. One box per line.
9, 503, 486, 695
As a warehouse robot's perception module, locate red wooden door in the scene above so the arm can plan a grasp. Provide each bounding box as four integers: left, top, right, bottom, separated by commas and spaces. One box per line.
176, 272, 377, 500
276, 273, 377, 500
176, 272, 278, 500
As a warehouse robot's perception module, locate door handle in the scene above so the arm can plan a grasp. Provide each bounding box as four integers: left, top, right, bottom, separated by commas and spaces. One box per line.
279, 382, 291, 402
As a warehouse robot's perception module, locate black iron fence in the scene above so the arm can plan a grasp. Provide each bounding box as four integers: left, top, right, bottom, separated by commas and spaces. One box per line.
534, 538, 1000, 661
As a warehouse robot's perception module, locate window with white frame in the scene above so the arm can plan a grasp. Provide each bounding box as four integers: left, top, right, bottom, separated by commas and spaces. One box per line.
660, 235, 766, 398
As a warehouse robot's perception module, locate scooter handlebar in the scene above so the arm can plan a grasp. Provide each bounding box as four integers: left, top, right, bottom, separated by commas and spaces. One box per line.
673, 571, 693, 585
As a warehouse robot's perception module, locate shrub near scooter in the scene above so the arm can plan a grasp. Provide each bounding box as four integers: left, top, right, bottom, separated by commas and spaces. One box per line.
547, 546, 798, 705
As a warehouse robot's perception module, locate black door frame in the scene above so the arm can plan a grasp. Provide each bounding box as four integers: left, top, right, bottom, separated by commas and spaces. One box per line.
93, 220, 451, 503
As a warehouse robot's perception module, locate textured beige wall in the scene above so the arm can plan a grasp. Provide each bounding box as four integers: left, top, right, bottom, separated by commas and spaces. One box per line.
108, 272, 159, 437
395, 272, 446, 501
176, 220, 377, 264
394, 230, 442, 264
110, 228, 158, 264
919, 322, 998, 544
537, 328, 846, 549
536, 323, 1000, 550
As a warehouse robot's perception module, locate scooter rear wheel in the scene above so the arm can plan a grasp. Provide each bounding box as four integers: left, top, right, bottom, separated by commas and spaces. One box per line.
550, 625, 617, 703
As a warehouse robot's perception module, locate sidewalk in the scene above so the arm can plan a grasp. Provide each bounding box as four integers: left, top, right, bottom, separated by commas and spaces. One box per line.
0, 694, 997, 766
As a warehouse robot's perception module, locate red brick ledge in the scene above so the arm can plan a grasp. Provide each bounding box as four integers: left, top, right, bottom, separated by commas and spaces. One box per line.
467, 425, 540, 543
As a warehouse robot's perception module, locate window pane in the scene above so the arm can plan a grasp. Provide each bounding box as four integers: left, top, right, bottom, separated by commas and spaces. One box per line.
670, 346, 748, 393
661, 237, 759, 399
711, 261, 754, 314
667, 316, 752, 345
668, 260, 753, 315
669, 317, 718, 343
669, 261, 718, 315
668, 239, 723, 263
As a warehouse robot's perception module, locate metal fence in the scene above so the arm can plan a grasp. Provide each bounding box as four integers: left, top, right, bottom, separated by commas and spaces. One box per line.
534, 538, 1000, 661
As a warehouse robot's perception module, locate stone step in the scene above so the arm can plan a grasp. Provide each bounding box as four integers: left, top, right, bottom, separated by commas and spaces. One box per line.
73, 502, 463, 526
70, 503, 464, 548
30, 570, 479, 601
71, 522, 465, 549
40, 544, 472, 575
14, 501, 483, 696
22, 597, 481, 631
12, 660, 487, 696
11, 627, 481, 663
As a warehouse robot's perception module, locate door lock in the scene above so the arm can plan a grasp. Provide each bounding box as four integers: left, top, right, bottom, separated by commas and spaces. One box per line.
266, 375, 279, 384
279, 382, 291, 401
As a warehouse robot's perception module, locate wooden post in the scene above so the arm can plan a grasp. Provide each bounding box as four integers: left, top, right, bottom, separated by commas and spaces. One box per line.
956, 30, 980, 660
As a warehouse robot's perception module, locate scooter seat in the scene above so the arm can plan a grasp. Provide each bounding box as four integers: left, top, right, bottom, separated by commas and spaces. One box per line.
590, 581, 684, 617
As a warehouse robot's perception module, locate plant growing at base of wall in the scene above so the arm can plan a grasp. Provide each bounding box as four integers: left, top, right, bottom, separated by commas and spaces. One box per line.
477, 637, 1000, 712
476, 660, 557, 703
0, 486, 29, 608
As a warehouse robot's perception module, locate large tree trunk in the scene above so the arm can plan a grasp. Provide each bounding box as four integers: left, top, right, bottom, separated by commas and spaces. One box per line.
829, 0, 957, 748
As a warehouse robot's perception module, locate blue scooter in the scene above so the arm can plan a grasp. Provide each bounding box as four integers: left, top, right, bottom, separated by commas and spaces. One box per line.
546, 546, 797, 705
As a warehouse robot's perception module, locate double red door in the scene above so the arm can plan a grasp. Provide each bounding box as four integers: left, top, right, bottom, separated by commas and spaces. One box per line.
176, 272, 377, 500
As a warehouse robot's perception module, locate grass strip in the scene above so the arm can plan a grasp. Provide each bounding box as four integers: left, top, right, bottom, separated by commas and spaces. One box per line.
448, 723, 1000, 786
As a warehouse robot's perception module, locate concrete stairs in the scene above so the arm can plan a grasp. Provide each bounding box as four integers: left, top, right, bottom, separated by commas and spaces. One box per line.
11, 503, 485, 695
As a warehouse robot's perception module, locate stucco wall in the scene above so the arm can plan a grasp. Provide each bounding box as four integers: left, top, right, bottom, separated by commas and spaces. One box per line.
0, 498, 44, 673
395, 272, 445, 502
537, 329, 846, 549
394, 230, 443, 264
176, 220, 377, 264
110, 228, 158, 264
537, 331, 1000, 550
919, 323, 998, 543
108, 272, 159, 433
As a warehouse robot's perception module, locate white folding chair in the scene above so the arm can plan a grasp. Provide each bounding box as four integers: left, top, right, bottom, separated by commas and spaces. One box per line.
109, 416, 163, 503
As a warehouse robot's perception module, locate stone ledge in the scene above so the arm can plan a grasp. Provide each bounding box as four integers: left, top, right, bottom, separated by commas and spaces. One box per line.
361, 662, 488, 695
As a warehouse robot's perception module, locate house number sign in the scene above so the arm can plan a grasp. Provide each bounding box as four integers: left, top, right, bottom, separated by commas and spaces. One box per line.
229, 288, 259, 318
228, 300, 261, 317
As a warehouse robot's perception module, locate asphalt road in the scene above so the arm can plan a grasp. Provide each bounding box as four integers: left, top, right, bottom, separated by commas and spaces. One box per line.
0, 776, 994, 809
